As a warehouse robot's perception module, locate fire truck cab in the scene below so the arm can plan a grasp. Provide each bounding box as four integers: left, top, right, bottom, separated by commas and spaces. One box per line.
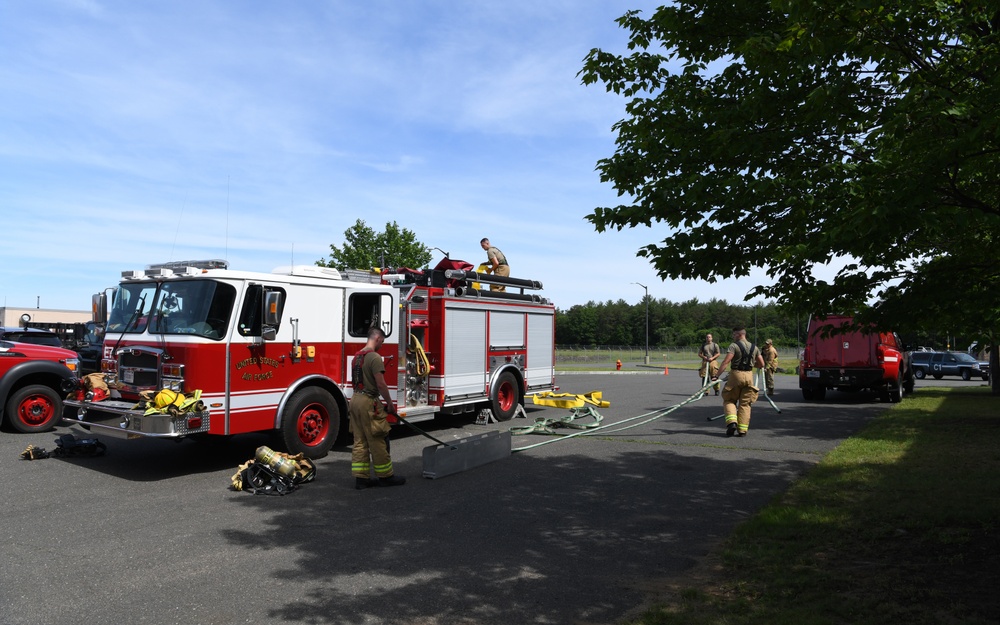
64, 258, 555, 459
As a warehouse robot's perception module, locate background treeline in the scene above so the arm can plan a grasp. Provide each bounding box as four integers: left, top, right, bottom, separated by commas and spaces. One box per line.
555, 298, 973, 352
555, 298, 802, 348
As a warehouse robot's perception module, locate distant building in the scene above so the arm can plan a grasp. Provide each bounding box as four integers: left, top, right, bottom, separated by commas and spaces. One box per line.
0, 307, 90, 327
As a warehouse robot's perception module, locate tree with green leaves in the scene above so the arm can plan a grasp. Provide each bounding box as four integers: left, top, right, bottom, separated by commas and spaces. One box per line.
317, 220, 432, 271
580, 3, 1000, 380
554, 298, 806, 348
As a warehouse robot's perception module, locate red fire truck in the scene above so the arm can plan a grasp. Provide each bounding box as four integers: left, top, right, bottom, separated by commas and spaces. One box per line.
798, 313, 913, 402
63, 257, 556, 458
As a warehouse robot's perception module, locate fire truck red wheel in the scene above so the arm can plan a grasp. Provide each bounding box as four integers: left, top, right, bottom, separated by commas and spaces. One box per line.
490, 371, 521, 422
280, 387, 338, 459
6, 384, 63, 433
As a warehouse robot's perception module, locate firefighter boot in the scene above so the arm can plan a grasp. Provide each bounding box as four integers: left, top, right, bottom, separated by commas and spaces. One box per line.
725, 418, 738, 437
378, 475, 406, 487
355, 477, 378, 490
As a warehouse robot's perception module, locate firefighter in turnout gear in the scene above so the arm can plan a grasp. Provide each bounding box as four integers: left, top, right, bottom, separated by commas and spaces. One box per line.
714, 325, 766, 437
698, 333, 722, 395
349, 327, 406, 489
763, 338, 778, 396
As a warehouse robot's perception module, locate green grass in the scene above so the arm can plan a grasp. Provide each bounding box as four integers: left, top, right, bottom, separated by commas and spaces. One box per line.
628, 387, 1000, 625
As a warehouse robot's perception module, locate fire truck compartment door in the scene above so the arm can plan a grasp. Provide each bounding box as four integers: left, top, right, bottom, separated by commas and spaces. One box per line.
525, 312, 554, 384
489, 312, 524, 348
444, 308, 487, 396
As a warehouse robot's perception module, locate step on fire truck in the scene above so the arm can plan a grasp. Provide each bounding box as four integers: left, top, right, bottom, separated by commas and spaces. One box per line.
63, 257, 556, 458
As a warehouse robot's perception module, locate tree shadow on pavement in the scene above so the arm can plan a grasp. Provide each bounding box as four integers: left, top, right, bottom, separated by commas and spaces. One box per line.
221, 442, 820, 625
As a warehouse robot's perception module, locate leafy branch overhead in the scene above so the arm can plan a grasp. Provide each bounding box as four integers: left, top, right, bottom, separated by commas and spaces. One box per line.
317, 219, 432, 271
580, 2, 1000, 335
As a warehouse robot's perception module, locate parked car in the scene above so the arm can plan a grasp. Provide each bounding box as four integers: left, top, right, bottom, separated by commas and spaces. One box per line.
799, 314, 913, 402
909, 351, 933, 379
910, 350, 989, 381
1, 338, 80, 432
0, 326, 63, 347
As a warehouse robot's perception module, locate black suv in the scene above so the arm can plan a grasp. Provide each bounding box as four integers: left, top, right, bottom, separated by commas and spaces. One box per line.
910, 351, 989, 381
0, 327, 62, 347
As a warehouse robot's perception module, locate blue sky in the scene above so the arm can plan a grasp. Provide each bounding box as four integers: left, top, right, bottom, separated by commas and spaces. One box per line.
1, 0, 777, 313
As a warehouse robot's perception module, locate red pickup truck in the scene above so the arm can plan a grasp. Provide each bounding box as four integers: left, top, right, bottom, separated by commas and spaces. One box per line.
799, 314, 913, 402
1, 339, 80, 433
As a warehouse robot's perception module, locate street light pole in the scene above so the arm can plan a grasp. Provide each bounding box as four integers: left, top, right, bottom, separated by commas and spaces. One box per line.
632, 282, 649, 365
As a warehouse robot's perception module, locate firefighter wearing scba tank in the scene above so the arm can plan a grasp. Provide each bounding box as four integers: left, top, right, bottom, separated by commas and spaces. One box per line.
349, 327, 406, 490
713, 324, 766, 437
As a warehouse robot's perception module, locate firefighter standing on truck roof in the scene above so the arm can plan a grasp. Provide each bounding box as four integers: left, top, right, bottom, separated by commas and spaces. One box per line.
480, 237, 509, 292
349, 327, 406, 490
713, 324, 766, 437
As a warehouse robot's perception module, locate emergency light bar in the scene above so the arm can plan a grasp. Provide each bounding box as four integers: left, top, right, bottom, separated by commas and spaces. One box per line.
146, 259, 228, 271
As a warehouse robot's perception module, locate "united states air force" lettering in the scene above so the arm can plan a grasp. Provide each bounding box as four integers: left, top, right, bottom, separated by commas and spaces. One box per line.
235, 356, 281, 382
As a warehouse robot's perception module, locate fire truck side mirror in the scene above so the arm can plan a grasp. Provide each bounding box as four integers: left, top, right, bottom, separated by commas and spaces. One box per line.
261, 291, 283, 341
92, 292, 108, 325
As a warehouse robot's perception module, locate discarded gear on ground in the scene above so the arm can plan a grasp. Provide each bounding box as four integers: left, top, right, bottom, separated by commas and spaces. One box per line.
231, 446, 316, 496
19, 434, 107, 460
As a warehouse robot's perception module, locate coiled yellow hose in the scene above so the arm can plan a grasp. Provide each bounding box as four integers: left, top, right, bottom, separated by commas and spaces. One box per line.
409, 334, 431, 376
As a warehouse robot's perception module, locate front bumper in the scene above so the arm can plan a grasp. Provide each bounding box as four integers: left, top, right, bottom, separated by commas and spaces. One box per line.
63, 398, 211, 439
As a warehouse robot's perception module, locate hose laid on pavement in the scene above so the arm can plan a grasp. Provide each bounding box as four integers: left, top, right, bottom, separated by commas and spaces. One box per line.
512, 378, 722, 452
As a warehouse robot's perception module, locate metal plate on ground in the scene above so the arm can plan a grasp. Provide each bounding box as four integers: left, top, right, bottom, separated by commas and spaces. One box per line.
422, 430, 512, 479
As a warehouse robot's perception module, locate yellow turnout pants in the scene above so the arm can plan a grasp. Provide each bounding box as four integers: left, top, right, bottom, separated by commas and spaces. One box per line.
722, 369, 759, 433
349, 393, 394, 478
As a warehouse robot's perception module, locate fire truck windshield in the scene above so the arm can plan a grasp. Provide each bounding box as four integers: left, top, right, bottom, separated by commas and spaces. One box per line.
107, 280, 237, 339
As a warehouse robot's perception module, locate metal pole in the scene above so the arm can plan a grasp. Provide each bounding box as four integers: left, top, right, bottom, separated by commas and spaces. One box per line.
632, 282, 649, 365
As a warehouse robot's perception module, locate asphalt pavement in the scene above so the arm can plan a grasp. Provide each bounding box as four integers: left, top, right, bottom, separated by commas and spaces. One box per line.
1, 371, 925, 625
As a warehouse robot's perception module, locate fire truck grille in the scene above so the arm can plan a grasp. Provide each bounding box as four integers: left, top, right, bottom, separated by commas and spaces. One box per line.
118, 351, 161, 390
121, 352, 159, 370
129, 370, 159, 388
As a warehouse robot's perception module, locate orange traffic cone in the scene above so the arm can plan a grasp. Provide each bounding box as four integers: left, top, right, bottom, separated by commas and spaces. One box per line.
663, 365, 669, 375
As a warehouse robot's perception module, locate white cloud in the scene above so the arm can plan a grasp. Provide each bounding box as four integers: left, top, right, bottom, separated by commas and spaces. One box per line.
1, 0, 773, 317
